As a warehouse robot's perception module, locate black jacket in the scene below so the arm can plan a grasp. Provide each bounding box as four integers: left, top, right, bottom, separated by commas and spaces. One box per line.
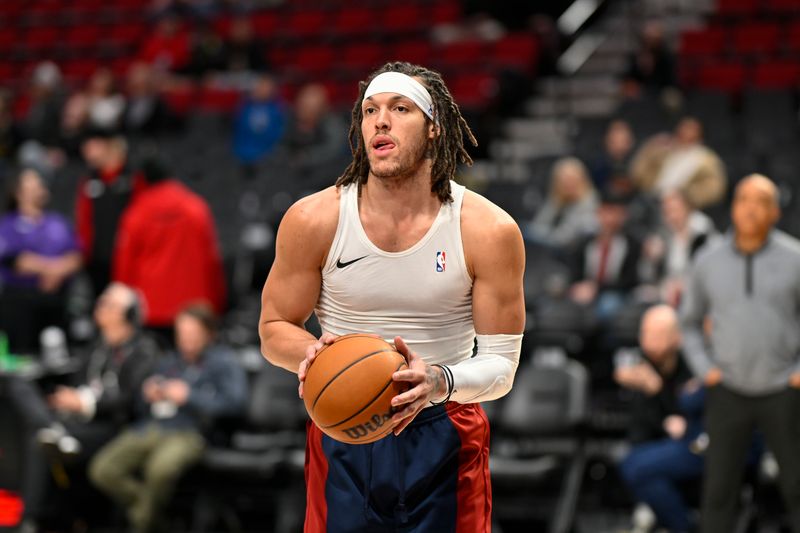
76, 332, 160, 426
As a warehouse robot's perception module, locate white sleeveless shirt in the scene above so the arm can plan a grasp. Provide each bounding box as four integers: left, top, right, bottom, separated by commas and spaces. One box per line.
315, 181, 475, 365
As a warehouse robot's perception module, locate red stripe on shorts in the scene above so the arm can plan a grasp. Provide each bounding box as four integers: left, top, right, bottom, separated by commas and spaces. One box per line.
447, 402, 493, 533
304, 421, 328, 533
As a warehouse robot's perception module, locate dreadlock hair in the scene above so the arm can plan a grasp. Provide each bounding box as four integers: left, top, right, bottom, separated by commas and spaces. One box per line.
336, 62, 477, 203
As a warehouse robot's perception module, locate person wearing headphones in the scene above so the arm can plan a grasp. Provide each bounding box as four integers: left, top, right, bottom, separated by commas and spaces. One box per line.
8, 282, 160, 532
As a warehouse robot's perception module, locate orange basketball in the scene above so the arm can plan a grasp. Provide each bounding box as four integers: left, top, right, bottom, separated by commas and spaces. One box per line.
303, 334, 408, 444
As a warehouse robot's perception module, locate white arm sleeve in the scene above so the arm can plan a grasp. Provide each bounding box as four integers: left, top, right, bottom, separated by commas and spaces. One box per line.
446, 334, 523, 404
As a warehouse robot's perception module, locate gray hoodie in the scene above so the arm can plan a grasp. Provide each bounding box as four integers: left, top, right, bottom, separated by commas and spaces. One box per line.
680, 230, 800, 395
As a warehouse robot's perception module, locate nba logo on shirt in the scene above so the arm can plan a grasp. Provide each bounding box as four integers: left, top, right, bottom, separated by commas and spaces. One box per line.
436, 251, 446, 272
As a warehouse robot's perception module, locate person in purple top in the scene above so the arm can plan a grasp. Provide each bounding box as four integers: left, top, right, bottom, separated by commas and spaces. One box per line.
0, 168, 82, 352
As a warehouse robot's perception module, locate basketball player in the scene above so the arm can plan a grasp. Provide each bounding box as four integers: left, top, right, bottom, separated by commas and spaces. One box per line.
259, 62, 525, 532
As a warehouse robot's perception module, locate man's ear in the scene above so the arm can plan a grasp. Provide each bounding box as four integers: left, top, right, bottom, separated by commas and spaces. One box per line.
428, 121, 439, 139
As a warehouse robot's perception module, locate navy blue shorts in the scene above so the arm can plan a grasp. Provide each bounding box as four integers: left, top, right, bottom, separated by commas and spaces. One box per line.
304, 402, 492, 533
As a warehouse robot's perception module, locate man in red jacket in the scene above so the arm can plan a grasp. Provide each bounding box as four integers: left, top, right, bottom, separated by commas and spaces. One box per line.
76, 130, 145, 293
112, 155, 226, 341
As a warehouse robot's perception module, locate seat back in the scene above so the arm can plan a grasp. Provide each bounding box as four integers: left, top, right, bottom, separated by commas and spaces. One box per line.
247, 363, 308, 432
499, 349, 589, 436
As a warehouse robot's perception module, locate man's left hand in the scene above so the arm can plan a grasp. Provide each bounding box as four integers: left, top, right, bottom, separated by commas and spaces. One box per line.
790, 372, 800, 389
161, 379, 191, 405
48, 386, 83, 413
389, 336, 447, 436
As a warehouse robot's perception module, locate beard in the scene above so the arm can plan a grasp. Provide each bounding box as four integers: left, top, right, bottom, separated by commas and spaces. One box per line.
367, 129, 430, 181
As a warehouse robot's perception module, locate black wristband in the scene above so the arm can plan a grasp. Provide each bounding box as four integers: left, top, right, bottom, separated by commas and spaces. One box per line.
430, 364, 454, 406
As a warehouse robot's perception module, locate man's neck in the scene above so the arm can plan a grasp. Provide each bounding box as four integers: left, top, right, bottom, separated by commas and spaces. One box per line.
19, 205, 43, 219
101, 155, 125, 176
361, 167, 440, 222
102, 324, 135, 347
735, 231, 769, 254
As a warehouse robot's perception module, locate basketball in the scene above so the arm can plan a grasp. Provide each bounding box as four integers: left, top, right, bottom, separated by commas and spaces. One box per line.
303, 334, 408, 444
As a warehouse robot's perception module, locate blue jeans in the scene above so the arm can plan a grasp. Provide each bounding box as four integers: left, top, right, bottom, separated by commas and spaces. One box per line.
620, 439, 704, 532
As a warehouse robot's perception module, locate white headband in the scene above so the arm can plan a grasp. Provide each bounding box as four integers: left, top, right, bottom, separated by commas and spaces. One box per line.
363, 72, 435, 121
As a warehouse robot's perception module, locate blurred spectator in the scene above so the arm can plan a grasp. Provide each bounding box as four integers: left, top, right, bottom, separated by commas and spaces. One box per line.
76, 130, 144, 294
681, 175, 800, 533
0, 90, 20, 170
617, 305, 704, 533
185, 21, 225, 78
640, 190, 718, 306
89, 304, 247, 533
112, 153, 226, 337
525, 156, 598, 251
8, 283, 159, 531
0, 168, 82, 353
17, 62, 67, 175
233, 74, 285, 167
622, 20, 676, 98
21, 62, 64, 148
631, 117, 727, 209
219, 16, 268, 75
85, 68, 126, 133
591, 119, 635, 191
137, 14, 191, 73
123, 62, 175, 137
60, 93, 90, 159
283, 83, 346, 185
569, 189, 642, 322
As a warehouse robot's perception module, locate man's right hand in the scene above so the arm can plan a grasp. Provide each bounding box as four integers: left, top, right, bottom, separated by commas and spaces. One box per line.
297, 333, 339, 398
705, 367, 723, 386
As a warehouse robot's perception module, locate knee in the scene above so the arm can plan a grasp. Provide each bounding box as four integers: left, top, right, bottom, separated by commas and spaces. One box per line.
144, 458, 190, 488
620, 454, 646, 487
88, 453, 116, 490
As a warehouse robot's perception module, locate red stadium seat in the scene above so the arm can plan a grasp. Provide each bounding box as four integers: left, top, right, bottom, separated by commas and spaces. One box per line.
388, 40, 433, 65
161, 85, 196, 116
291, 46, 335, 77
62, 59, 100, 82
679, 28, 726, 58
752, 61, 800, 89
437, 40, 486, 70
198, 87, 243, 113
339, 43, 388, 73
431, 1, 461, 24
22, 27, 60, 55
492, 33, 539, 73
0, 63, 16, 83
381, 4, 423, 35
764, 0, 800, 13
332, 8, 375, 38
697, 62, 746, 93
787, 21, 800, 54
448, 72, 497, 109
281, 10, 326, 40
251, 12, 279, 36
716, 0, 759, 17
732, 23, 780, 56
107, 22, 147, 50
64, 25, 103, 50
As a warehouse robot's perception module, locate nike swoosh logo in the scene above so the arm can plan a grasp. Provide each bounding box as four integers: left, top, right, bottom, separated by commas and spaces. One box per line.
336, 256, 368, 268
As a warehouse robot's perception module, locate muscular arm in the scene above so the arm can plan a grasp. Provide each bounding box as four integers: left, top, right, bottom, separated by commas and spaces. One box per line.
259, 188, 339, 373
447, 192, 526, 402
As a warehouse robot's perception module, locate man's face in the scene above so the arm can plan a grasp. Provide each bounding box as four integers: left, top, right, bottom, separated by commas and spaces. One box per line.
597, 203, 627, 234
661, 192, 690, 231
361, 90, 434, 180
81, 137, 108, 168
639, 318, 678, 367
94, 285, 128, 330
175, 314, 210, 363
732, 178, 779, 239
